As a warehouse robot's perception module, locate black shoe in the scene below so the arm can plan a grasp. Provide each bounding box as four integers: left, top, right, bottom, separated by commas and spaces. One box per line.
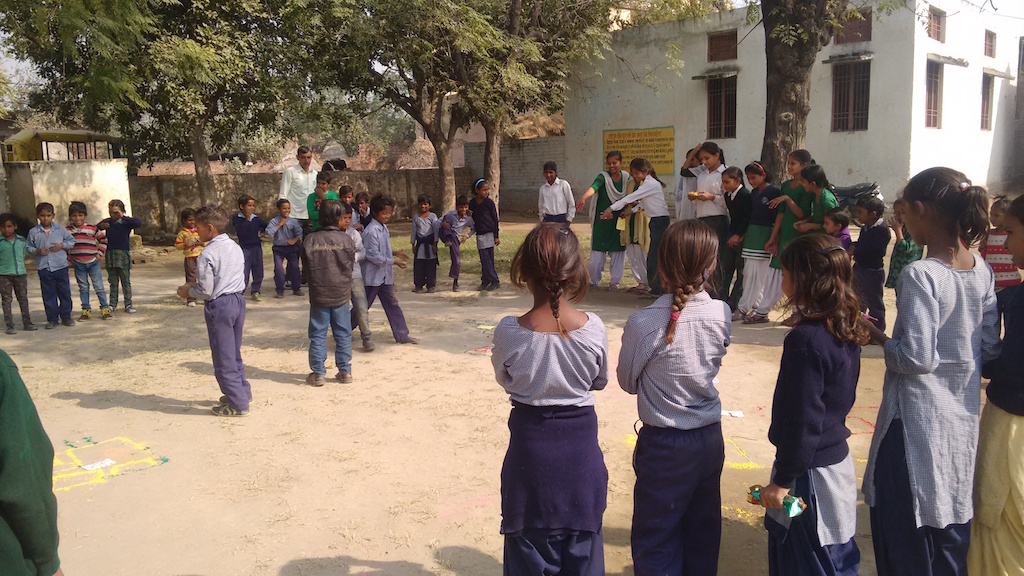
5, 326, 15, 335
44, 321, 59, 329
476, 283, 489, 291
412, 287, 424, 293
62, 318, 76, 327
485, 282, 500, 291
23, 323, 38, 331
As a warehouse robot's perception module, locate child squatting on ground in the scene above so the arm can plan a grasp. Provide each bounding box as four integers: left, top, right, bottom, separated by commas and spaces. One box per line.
27, 202, 76, 329
0, 213, 37, 333
177, 205, 253, 417
302, 200, 357, 387
491, 223, 609, 575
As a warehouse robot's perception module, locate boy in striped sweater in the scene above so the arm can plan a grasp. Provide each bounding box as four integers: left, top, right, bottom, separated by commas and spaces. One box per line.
67, 202, 111, 320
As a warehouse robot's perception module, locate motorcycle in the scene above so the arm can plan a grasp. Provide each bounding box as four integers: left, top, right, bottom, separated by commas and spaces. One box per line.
832, 182, 883, 224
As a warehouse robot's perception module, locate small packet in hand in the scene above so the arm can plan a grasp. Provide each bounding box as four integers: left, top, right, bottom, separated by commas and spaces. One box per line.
747, 485, 807, 518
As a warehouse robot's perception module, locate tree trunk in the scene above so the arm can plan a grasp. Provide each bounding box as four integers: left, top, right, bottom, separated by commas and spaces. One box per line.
759, 0, 840, 182
429, 136, 457, 213
189, 123, 216, 206
481, 118, 502, 211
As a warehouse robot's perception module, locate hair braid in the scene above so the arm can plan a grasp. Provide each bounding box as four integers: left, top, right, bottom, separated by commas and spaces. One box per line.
546, 280, 566, 336
665, 280, 700, 344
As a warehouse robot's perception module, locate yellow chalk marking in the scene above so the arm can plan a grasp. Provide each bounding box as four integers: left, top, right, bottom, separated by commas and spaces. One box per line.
626, 434, 637, 447
53, 436, 165, 492
725, 437, 766, 470
723, 506, 762, 527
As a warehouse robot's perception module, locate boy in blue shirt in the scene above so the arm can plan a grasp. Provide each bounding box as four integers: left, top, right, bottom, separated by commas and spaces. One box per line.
178, 205, 252, 417
232, 194, 267, 302
265, 199, 303, 298
0, 213, 38, 333
26, 203, 76, 329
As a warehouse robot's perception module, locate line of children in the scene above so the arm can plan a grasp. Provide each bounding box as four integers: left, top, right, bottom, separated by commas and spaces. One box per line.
850, 196, 890, 331
736, 162, 781, 324
0, 213, 37, 333
721, 165, 751, 313
174, 208, 203, 307
469, 179, 501, 291
491, 223, 609, 575
26, 202, 76, 329
411, 194, 440, 293
302, 200, 356, 386
266, 199, 304, 298
538, 161, 575, 223
884, 198, 923, 296
362, 194, 417, 345
233, 194, 267, 302
67, 201, 111, 320
177, 205, 252, 417
439, 196, 474, 292
98, 199, 141, 314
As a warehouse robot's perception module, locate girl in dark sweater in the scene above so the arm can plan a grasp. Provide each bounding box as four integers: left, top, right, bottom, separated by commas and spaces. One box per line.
759, 233, 869, 576
468, 179, 501, 291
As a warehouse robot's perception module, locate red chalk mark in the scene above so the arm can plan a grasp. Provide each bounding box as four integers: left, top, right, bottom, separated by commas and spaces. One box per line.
846, 415, 876, 435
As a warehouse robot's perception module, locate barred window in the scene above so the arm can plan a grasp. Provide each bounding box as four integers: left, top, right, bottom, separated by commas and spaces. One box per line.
707, 76, 737, 139
926, 61, 943, 128
928, 7, 945, 43
984, 30, 996, 57
707, 30, 737, 62
831, 61, 871, 131
981, 74, 994, 131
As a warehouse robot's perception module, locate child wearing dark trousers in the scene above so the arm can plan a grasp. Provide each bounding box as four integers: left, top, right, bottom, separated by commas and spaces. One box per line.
411, 194, 439, 293
362, 194, 416, 344
98, 199, 142, 314
759, 234, 867, 576
851, 196, 890, 331
266, 199, 303, 298
439, 196, 474, 292
491, 223, 609, 575
174, 208, 202, 307
0, 214, 37, 333
617, 220, 731, 576
469, 179, 501, 291
179, 205, 251, 417
26, 203, 76, 329
232, 194, 267, 302
722, 166, 751, 311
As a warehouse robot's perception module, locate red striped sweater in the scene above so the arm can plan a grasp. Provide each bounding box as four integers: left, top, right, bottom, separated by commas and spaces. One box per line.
66, 224, 107, 264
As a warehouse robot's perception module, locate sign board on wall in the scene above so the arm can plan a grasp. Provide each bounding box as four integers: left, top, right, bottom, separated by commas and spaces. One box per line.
602, 127, 675, 176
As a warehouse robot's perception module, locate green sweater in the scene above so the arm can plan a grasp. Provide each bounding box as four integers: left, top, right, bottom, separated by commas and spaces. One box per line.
0, 350, 61, 575
306, 191, 339, 231
0, 235, 28, 276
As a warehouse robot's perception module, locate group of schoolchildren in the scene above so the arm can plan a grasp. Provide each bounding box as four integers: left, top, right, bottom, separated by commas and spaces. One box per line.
499, 162, 1024, 576
0, 200, 140, 334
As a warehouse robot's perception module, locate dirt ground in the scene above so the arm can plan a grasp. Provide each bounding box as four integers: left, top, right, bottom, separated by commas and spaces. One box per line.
10, 221, 894, 576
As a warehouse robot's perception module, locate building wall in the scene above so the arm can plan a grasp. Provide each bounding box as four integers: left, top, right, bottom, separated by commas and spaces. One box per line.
464, 136, 567, 214
565, 1, 1018, 204
129, 168, 473, 236
3, 159, 132, 230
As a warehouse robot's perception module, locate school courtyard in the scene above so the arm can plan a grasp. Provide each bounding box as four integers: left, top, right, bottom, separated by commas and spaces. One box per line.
13, 221, 893, 575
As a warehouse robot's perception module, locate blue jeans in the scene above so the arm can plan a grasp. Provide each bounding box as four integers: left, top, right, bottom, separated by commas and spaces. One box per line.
308, 302, 353, 376
73, 260, 109, 310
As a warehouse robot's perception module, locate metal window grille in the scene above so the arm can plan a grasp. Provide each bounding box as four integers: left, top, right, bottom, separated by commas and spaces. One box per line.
707, 30, 738, 62
985, 30, 996, 57
925, 61, 943, 128
981, 74, 993, 130
831, 61, 871, 131
928, 8, 944, 42
836, 10, 872, 44
707, 76, 737, 139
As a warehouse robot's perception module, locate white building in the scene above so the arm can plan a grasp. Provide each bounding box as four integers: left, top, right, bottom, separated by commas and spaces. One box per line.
564, 0, 1021, 202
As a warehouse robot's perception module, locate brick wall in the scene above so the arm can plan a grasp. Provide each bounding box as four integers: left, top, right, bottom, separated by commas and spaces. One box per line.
464, 136, 567, 214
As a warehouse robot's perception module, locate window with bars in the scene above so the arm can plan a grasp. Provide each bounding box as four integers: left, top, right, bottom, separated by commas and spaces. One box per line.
981, 74, 994, 130
707, 30, 738, 62
836, 10, 872, 44
831, 61, 871, 131
707, 76, 737, 139
928, 7, 945, 42
926, 61, 943, 128
985, 30, 996, 57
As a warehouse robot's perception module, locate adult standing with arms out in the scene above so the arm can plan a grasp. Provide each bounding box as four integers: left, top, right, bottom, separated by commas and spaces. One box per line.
279, 146, 318, 283
575, 151, 630, 290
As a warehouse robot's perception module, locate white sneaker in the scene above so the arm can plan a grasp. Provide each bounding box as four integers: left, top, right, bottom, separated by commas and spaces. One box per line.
187, 301, 197, 307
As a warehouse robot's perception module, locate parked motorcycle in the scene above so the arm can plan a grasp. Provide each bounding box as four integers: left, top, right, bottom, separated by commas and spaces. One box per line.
833, 182, 883, 224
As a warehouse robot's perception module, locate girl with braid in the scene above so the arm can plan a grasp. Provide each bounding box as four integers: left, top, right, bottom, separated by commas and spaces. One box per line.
490, 223, 610, 575
618, 219, 731, 576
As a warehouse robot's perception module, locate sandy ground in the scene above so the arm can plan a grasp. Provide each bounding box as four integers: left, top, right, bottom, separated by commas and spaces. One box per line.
9, 222, 894, 576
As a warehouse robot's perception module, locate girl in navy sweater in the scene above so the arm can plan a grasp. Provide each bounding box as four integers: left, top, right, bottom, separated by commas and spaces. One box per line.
468, 179, 500, 291
760, 233, 869, 576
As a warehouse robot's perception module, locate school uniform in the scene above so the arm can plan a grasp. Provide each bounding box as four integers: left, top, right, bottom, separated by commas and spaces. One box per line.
722, 186, 751, 310
863, 256, 1000, 576
674, 165, 705, 221
26, 225, 75, 324
621, 210, 650, 288
694, 165, 730, 299
539, 177, 576, 223
361, 219, 412, 343
608, 177, 670, 294
439, 210, 474, 286
766, 320, 861, 576
491, 313, 610, 575
851, 218, 890, 331
833, 226, 852, 250
738, 184, 781, 317
346, 226, 372, 347
187, 234, 250, 412
411, 212, 440, 290
618, 292, 731, 576
468, 196, 500, 288
265, 215, 303, 296
232, 212, 267, 296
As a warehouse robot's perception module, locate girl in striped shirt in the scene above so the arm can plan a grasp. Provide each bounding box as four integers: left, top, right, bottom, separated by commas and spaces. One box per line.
980, 196, 1021, 323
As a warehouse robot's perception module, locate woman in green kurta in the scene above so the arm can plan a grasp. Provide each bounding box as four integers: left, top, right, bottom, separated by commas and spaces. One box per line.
575, 151, 629, 288
793, 164, 839, 234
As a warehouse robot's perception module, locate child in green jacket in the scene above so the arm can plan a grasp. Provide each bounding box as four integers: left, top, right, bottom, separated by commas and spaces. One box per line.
0, 213, 37, 333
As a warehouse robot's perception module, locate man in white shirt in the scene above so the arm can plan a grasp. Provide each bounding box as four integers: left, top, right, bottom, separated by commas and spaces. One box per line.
279, 146, 317, 284
538, 161, 575, 223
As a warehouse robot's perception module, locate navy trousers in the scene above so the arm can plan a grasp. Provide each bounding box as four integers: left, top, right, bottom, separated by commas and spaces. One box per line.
38, 268, 73, 323
447, 242, 462, 281
631, 422, 724, 576
365, 284, 411, 343
413, 258, 438, 289
646, 216, 670, 295
204, 293, 251, 411
869, 419, 970, 576
766, 471, 860, 576
241, 245, 264, 295
700, 215, 731, 300
272, 245, 301, 295
853, 266, 886, 331
480, 246, 499, 286
542, 214, 569, 223
504, 529, 604, 576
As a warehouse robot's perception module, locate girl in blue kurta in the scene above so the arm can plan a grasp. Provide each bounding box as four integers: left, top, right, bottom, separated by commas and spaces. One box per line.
491, 223, 609, 575
760, 234, 868, 575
